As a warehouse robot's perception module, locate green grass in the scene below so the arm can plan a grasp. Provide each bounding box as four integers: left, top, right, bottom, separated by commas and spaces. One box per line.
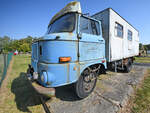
0, 54, 43, 113
134, 57, 150, 63
131, 69, 150, 113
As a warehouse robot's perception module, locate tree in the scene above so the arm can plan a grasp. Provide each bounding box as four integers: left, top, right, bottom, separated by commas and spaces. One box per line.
145, 44, 150, 50
139, 43, 142, 50
0, 35, 35, 53
20, 43, 30, 53
143, 45, 148, 51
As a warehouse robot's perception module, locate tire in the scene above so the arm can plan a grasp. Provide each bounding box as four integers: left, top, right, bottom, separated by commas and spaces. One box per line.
124, 60, 132, 73
27, 68, 30, 74
75, 68, 97, 98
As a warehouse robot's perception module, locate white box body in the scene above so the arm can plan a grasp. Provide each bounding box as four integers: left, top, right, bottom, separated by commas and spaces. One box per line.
92, 8, 139, 62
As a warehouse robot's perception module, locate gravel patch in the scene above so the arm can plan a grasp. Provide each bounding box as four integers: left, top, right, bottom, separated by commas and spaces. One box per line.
45, 65, 149, 113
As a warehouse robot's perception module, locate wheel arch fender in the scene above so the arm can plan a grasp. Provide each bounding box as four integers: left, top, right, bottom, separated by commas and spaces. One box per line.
79, 62, 106, 76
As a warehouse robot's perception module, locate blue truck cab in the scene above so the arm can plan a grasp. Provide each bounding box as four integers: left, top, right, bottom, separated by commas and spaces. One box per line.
27, 1, 106, 98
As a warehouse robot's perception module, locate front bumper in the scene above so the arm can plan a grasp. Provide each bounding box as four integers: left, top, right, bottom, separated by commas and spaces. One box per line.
36, 62, 79, 87
26, 62, 79, 96
27, 66, 55, 97
29, 80, 55, 97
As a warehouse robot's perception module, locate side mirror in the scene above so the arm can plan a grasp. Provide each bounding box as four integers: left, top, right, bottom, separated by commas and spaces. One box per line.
77, 32, 82, 39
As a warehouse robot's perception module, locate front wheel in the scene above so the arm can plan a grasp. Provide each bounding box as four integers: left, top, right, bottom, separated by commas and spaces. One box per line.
75, 68, 97, 98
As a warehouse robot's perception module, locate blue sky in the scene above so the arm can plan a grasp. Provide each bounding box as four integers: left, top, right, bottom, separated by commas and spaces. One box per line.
0, 0, 149, 44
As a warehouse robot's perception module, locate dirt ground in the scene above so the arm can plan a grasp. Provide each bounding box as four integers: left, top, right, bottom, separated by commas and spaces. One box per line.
0, 56, 14, 105
42, 65, 149, 113
0, 54, 4, 82
0, 55, 43, 113
0, 55, 149, 113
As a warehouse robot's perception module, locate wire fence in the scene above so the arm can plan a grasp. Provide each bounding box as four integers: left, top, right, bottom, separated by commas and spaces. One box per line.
0, 53, 13, 87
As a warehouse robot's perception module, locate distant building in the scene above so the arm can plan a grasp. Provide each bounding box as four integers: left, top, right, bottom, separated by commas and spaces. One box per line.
147, 50, 150, 54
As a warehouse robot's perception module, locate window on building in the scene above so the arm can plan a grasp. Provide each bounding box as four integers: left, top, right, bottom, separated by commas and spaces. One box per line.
80, 16, 100, 35
115, 22, 123, 38
128, 30, 132, 41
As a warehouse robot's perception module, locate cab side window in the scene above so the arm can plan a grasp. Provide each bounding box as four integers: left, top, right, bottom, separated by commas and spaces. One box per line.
80, 16, 100, 35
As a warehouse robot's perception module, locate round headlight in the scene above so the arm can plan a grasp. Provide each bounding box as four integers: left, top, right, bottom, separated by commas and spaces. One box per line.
40, 71, 48, 83
41, 74, 44, 82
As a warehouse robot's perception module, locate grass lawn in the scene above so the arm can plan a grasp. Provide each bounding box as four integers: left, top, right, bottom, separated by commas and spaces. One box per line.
0, 54, 4, 81
0, 54, 43, 113
134, 57, 150, 63
131, 69, 150, 113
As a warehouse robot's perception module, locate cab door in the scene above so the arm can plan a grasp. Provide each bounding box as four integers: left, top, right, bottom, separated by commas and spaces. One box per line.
78, 16, 105, 62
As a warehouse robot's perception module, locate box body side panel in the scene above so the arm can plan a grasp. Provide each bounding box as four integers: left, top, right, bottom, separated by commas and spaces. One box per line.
109, 9, 139, 61
93, 8, 139, 62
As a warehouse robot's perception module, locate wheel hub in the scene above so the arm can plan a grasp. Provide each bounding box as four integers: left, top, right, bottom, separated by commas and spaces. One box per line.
83, 72, 96, 92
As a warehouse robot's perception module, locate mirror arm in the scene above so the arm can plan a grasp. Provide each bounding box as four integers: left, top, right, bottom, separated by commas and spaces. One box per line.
77, 33, 82, 39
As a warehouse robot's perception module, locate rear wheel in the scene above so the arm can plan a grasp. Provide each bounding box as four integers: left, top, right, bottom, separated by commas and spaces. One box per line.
124, 59, 132, 73
75, 68, 97, 98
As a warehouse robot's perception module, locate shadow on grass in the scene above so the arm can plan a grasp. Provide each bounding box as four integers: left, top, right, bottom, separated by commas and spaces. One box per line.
11, 72, 41, 112
11, 72, 80, 112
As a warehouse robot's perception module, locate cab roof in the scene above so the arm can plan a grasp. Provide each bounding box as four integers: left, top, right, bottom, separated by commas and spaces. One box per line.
48, 1, 81, 26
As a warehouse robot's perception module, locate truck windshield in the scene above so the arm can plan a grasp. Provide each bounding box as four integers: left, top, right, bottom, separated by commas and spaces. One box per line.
48, 13, 75, 34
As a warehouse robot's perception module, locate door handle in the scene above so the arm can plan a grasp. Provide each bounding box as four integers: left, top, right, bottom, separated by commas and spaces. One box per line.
98, 39, 103, 42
